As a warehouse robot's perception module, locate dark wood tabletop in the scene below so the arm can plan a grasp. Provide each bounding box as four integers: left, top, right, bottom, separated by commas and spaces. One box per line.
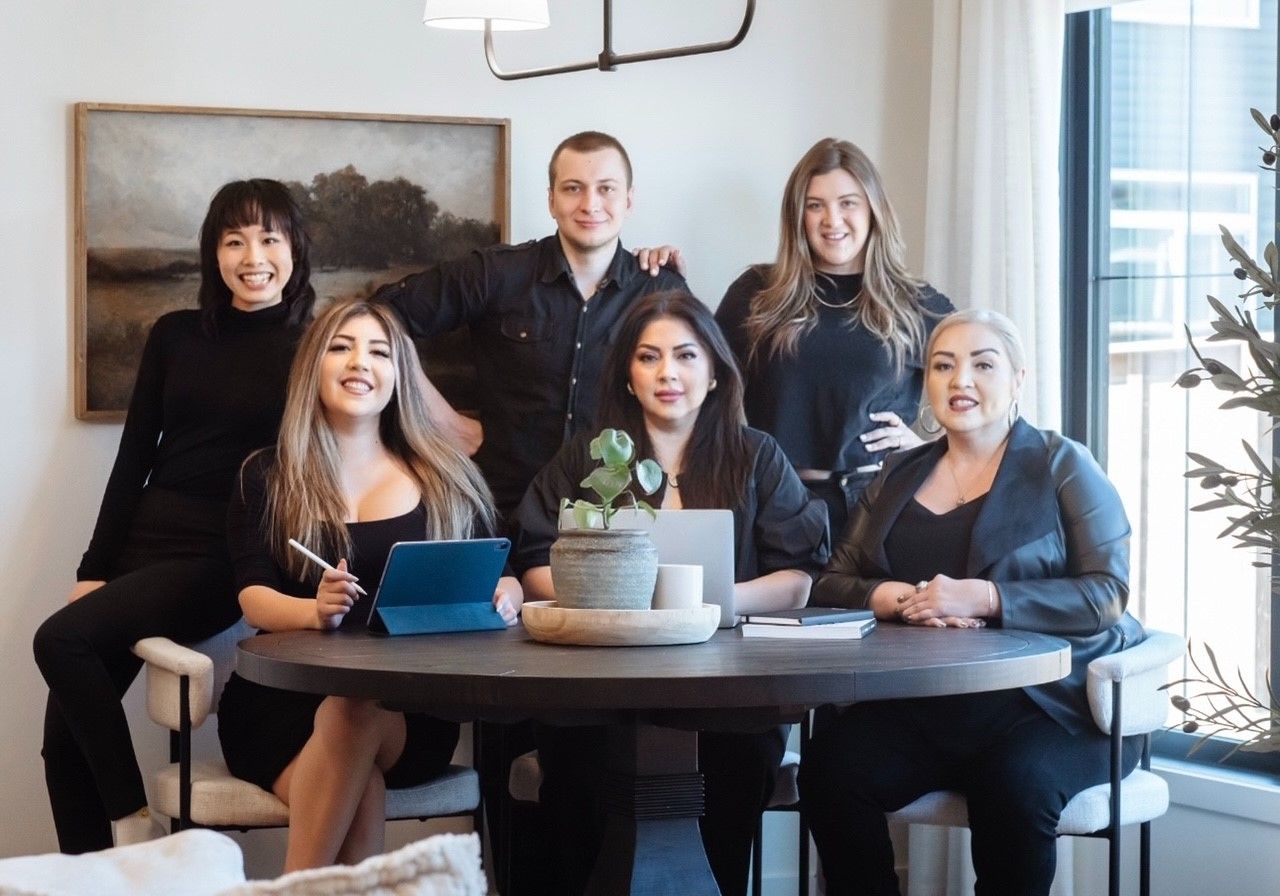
237, 623, 1070, 895
237, 623, 1070, 718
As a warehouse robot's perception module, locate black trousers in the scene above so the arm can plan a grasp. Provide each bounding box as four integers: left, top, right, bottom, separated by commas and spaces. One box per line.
535, 722, 788, 896
33, 489, 240, 854
803, 470, 878, 544
798, 690, 1140, 896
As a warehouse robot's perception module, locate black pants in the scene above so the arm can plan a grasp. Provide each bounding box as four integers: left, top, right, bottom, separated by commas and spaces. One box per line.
33, 490, 240, 854
798, 690, 1140, 896
535, 722, 788, 896
803, 471, 878, 544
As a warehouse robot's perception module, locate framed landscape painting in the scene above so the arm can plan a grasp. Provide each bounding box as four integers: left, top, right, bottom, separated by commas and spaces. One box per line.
74, 102, 510, 420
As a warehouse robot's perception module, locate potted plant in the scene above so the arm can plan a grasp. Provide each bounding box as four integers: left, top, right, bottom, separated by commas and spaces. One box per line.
1170, 107, 1280, 753
550, 428, 664, 610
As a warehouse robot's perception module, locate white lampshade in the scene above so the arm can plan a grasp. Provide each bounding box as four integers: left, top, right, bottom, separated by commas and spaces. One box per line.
423, 0, 550, 31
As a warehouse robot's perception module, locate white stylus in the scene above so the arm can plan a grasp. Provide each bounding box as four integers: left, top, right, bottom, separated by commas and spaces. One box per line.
287, 538, 368, 596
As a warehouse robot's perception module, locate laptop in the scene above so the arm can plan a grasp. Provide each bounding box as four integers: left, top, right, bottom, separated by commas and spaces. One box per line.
357, 537, 511, 636
559, 508, 737, 627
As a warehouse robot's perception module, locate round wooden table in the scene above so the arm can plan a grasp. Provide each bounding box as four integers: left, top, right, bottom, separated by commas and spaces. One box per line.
239, 623, 1069, 895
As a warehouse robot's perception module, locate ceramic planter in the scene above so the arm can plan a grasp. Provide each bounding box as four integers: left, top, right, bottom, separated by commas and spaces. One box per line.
549, 528, 658, 610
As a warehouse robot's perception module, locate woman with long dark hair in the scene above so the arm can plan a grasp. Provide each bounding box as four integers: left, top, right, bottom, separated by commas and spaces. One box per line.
511, 290, 828, 895
34, 179, 316, 852
715, 138, 954, 537
217, 300, 518, 871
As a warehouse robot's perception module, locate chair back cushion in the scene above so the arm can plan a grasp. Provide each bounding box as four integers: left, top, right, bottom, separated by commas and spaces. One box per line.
1086, 629, 1185, 736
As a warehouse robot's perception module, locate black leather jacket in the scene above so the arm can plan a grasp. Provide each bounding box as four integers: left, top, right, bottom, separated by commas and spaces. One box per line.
812, 418, 1145, 734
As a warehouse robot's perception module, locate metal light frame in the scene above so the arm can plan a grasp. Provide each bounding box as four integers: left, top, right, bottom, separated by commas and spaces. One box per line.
462, 0, 757, 81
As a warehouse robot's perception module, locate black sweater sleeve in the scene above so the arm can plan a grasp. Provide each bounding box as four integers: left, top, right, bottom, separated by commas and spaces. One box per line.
77, 315, 171, 580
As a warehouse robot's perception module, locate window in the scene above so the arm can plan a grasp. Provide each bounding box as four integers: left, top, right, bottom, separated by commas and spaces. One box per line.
1062, 0, 1279, 770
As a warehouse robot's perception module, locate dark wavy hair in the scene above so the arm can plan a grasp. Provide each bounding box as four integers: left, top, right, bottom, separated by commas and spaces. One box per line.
197, 179, 316, 331
596, 290, 751, 510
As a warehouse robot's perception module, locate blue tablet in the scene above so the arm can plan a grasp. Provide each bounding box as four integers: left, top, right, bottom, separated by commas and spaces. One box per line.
365, 538, 510, 636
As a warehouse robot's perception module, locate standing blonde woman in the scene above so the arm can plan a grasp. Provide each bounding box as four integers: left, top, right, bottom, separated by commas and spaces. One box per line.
715, 138, 954, 537
217, 300, 520, 871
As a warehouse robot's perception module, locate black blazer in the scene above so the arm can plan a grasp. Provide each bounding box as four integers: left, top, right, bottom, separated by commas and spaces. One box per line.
812, 418, 1145, 734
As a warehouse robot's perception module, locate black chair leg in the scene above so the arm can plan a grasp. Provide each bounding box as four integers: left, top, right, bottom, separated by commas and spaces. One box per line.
797, 809, 809, 896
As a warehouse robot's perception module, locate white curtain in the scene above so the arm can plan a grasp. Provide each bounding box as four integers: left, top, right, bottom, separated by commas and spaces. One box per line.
912, 0, 1071, 893
922, 0, 1066, 431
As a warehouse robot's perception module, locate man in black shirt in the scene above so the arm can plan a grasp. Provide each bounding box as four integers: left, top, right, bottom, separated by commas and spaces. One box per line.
376, 131, 686, 518
375, 131, 684, 895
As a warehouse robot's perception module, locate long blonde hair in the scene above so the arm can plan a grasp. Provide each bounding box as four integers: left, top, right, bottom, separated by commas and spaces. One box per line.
746, 138, 928, 371
261, 300, 495, 582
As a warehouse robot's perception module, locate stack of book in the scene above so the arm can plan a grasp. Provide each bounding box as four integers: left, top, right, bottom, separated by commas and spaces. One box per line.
739, 607, 876, 639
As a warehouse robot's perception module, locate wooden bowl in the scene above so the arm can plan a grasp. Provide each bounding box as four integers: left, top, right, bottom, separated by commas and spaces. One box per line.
521, 600, 719, 647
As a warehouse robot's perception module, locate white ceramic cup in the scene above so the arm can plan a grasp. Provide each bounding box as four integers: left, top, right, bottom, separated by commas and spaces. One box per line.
651, 563, 703, 610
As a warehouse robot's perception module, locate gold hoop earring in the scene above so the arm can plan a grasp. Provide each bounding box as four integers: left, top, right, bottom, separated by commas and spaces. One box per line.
626, 382, 635, 395
709, 379, 717, 391
918, 404, 942, 435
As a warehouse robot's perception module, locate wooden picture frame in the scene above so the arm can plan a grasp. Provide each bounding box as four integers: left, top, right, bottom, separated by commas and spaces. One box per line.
74, 102, 510, 420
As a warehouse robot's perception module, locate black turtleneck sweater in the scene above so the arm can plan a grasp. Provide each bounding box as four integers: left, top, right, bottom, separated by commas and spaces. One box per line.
77, 304, 303, 580
715, 266, 954, 473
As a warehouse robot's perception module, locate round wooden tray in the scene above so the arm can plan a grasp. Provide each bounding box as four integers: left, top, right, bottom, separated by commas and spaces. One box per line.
521, 600, 719, 647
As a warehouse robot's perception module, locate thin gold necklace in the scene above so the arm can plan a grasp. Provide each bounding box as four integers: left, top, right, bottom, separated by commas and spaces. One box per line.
945, 433, 1010, 507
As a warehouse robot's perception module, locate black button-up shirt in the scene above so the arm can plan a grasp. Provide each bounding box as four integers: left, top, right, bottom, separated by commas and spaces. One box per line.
376, 234, 686, 515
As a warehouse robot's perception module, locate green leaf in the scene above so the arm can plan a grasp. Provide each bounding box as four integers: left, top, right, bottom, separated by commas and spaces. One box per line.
1252, 107, 1273, 136
1241, 439, 1269, 475
634, 458, 663, 494
1186, 452, 1224, 468
581, 466, 631, 505
569, 500, 605, 530
633, 499, 658, 520
1191, 499, 1234, 512
594, 429, 634, 467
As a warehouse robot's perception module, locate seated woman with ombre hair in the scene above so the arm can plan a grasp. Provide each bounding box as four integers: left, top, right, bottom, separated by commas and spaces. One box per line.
798, 308, 1145, 896
217, 300, 520, 872
511, 290, 828, 896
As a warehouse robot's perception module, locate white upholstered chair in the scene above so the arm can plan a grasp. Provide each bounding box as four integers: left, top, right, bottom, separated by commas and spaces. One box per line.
885, 628, 1184, 896
131, 620, 481, 836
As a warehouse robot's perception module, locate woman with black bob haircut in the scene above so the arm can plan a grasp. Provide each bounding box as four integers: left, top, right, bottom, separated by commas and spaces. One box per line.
34, 178, 315, 853
511, 290, 829, 896
197, 178, 316, 328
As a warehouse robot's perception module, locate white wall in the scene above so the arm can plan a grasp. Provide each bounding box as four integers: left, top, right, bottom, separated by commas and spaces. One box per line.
0, 0, 936, 874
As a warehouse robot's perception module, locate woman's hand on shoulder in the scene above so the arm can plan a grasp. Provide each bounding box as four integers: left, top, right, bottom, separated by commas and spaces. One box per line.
315, 559, 360, 630
862, 412, 924, 453
632, 245, 687, 278
66, 580, 106, 604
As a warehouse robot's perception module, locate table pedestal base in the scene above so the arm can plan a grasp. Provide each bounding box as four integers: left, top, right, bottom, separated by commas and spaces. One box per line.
586, 723, 720, 896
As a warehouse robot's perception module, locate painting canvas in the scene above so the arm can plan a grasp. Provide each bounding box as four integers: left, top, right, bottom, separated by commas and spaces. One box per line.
74, 102, 509, 420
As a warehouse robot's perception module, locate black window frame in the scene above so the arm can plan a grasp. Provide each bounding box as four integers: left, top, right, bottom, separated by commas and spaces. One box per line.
1060, 5, 1280, 776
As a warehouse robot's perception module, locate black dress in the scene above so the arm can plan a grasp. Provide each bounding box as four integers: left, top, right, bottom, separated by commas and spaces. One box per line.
216, 452, 459, 792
